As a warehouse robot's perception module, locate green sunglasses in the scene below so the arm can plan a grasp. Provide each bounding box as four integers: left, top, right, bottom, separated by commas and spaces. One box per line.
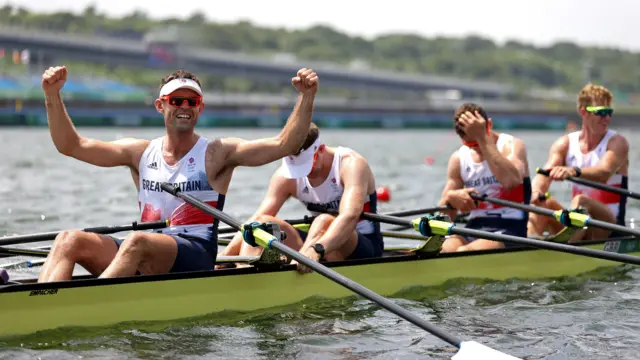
585, 106, 614, 117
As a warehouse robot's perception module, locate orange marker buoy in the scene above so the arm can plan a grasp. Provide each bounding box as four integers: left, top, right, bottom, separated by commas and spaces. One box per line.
376, 186, 390, 202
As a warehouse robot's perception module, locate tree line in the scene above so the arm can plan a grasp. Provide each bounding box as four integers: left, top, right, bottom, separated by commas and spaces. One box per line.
1, 5, 640, 97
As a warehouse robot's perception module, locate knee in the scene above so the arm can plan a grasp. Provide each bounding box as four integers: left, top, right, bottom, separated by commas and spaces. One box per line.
570, 194, 588, 209
313, 214, 335, 227
119, 232, 150, 256
254, 214, 277, 223
51, 230, 91, 261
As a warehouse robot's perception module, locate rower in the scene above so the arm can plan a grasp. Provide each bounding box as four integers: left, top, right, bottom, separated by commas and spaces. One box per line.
437, 103, 531, 252
37, 65, 318, 282
528, 83, 629, 242
219, 123, 383, 273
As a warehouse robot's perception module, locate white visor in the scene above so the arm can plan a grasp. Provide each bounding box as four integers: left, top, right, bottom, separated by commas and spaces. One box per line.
159, 78, 203, 97
281, 137, 321, 179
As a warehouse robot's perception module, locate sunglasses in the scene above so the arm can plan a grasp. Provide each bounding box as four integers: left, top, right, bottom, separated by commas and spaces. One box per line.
585, 106, 613, 117
161, 95, 202, 107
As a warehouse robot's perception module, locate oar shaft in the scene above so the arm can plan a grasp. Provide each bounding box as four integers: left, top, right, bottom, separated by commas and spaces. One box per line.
268, 239, 463, 346
384, 207, 450, 217
0, 247, 49, 258
314, 206, 640, 267
0, 220, 169, 247
160, 182, 465, 348
472, 194, 640, 238
537, 168, 640, 200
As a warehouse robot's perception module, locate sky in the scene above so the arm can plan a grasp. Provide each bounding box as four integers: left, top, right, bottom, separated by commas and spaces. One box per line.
5, 0, 640, 51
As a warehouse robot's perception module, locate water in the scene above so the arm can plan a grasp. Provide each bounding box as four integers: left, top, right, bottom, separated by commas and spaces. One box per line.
1, 127, 640, 359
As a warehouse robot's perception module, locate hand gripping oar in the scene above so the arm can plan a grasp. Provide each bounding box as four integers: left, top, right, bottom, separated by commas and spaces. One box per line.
0, 220, 169, 247
537, 167, 640, 200
469, 193, 640, 239
306, 204, 640, 267
160, 182, 520, 359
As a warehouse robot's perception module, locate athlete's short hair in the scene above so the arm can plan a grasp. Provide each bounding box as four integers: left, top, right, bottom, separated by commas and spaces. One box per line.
159, 70, 202, 91
453, 103, 489, 137
577, 83, 613, 109
293, 122, 319, 156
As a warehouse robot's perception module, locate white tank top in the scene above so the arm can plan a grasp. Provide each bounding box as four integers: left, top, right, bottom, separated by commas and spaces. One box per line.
565, 129, 627, 221
458, 133, 529, 220
294, 147, 376, 234
137, 136, 225, 241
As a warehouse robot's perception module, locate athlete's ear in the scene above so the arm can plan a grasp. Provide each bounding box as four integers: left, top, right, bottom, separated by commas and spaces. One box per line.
198, 101, 205, 114
154, 98, 164, 114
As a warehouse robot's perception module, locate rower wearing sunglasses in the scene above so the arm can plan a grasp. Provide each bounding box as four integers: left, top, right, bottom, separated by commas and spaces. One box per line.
528, 83, 629, 242
37, 65, 318, 282
437, 103, 532, 252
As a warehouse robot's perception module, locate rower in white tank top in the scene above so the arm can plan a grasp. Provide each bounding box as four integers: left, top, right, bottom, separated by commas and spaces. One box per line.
458, 133, 530, 221
137, 136, 225, 241
565, 129, 628, 224
294, 147, 376, 234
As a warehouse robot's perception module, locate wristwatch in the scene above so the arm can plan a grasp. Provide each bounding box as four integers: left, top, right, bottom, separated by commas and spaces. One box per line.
312, 243, 325, 260
573, 166, 582, 177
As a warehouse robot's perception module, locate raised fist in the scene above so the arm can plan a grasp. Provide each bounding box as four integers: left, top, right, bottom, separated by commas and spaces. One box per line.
41, 66, 68, 95
291, 68, 318, 95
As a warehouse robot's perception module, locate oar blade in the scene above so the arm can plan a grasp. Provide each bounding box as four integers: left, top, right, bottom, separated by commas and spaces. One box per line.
453, 341, 522, 360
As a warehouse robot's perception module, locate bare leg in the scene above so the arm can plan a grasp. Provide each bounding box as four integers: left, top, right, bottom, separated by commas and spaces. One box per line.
457, 239, 505, 252
527, 197, 566, 237
296, 214, 358, 261
440, 235, 468, 253
99, 232, 178, 278
567, 195, 616, 243
38, 231, 119, 283
231, 215, 306, 268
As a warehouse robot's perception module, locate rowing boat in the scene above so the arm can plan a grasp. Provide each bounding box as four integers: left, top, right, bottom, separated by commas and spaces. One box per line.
0, 232, 638, 339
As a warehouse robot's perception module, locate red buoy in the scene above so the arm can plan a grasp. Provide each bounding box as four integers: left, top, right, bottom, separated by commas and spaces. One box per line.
376, 186, 391, 202
424, 156, 435, 165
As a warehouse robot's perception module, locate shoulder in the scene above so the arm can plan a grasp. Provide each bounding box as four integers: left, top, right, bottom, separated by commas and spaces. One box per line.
608, 132, 629, 154
551, 134, 570, 152
205, 138, 228, 156
448, 149, 461, 164
340, 149, 370, 173
114, 137, 150, 149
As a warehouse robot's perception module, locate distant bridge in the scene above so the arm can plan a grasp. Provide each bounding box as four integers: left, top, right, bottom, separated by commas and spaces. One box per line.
0, 26, 519, 99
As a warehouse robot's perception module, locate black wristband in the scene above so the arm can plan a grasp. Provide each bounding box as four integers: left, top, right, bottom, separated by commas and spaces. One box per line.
573, 167, 582, 177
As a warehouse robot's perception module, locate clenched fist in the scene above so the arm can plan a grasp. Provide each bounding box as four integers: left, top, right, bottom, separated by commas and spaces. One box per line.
291, 68, 318, 95
41, 66, 68, 95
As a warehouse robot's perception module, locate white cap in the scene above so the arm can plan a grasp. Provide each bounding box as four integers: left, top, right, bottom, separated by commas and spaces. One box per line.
159, 78, 203, 97
281, 137, 321, 179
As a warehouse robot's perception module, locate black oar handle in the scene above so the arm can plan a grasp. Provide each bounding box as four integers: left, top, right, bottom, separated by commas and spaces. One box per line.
82, 220, 168, 234
536, 167, 640, 200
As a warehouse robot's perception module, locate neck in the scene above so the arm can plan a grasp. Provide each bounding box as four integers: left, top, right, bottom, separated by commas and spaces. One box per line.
580, 125, 606, 150
164, 130, 199, 159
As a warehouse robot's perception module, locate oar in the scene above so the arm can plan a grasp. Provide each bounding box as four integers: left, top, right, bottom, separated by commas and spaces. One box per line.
160, 182, 520, 359
537, 167, 640, 200
0, 246, 50, 258
307, 204, 640, 266
0, 220, 169, 247
470, 193, 640, 238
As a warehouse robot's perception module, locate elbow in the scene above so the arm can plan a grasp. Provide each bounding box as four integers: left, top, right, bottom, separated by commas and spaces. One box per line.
340, 212, 361, 229
55, 137, 82, 157
504, 174, 524, 190
55, 143, 76, 157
